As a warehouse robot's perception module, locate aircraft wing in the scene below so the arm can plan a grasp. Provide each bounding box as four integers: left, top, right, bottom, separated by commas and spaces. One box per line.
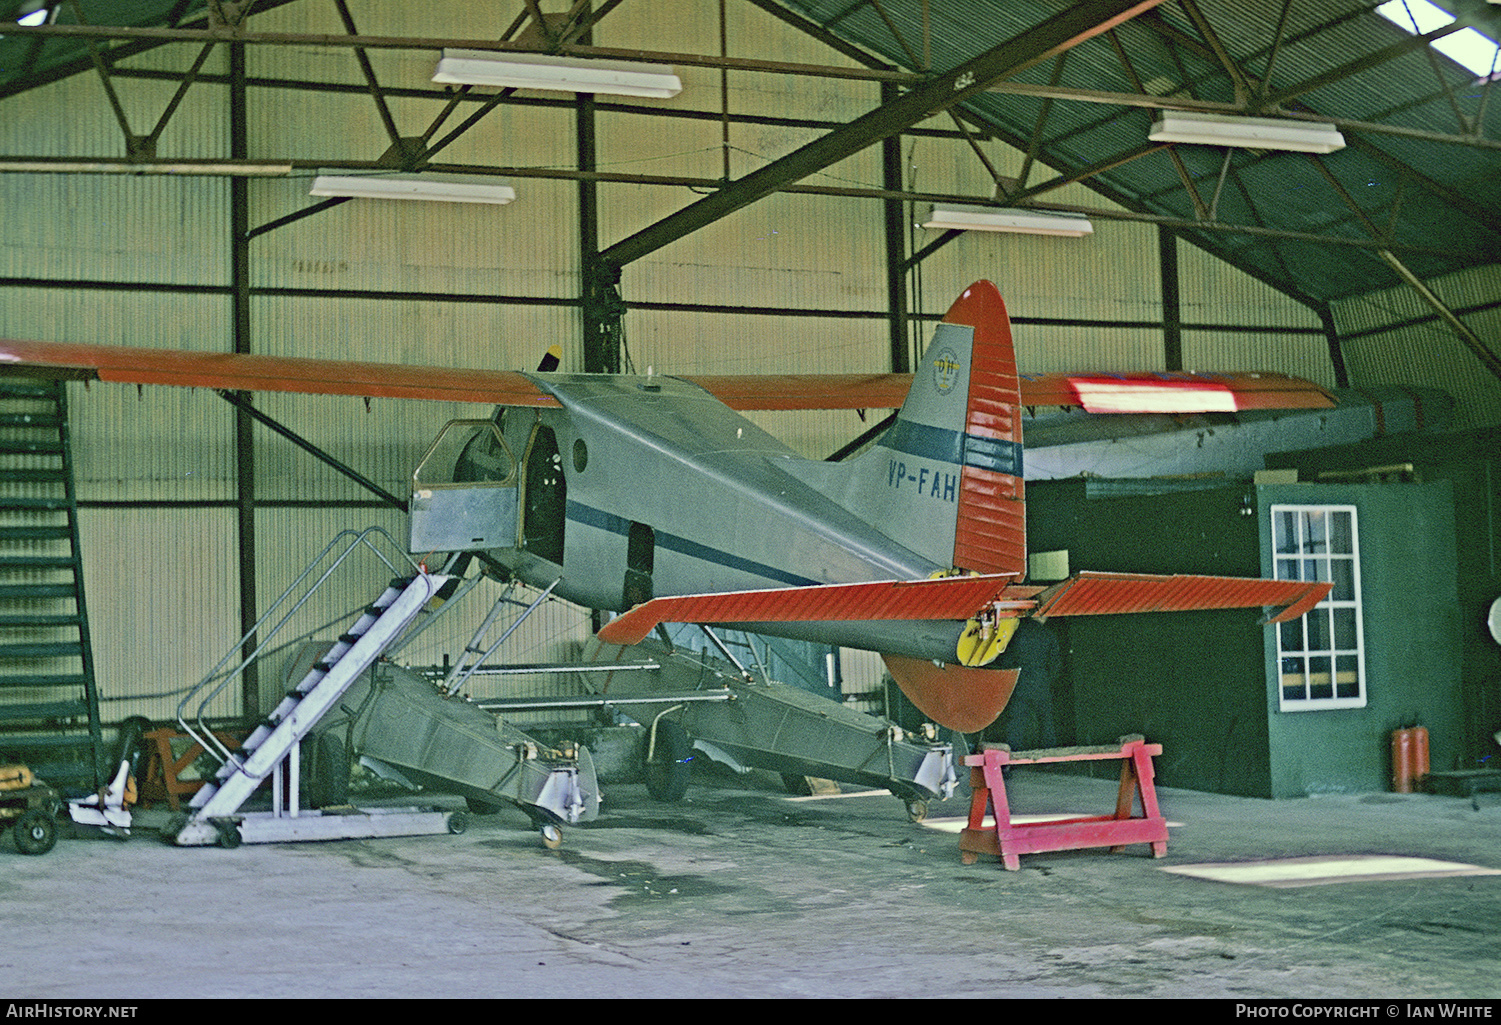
0, 339, 561, 406
596, 574, 1044, 646
686, 370, 1336, 412
0, 338, 1333, 414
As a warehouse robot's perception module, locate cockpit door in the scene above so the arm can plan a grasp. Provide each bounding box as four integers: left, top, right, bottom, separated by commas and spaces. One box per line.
409, 420, 520, 553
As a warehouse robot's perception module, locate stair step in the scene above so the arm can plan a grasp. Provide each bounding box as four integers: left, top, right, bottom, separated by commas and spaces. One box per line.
0, 555, 79, 570
0, 381, 60, 398
0, 439, 64, 456
0, 699, 90, 721
0, 730, 94, 749
0, 497, 71, 511
0, 525, 73, 541
0, 413, 62, 429
0, 641, 83, 659
0, 468, 68, 484
0, 583, 77, 599
0, 673, 88, 688
0, 613, 83, 627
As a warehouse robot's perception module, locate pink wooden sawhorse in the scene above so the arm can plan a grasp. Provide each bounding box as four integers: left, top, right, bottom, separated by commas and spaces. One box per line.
959, 734, 1169, 870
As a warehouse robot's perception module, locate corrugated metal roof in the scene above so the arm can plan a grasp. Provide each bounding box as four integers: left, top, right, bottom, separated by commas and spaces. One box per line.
778, 0, 1501, 304
2, 0, 1496, 305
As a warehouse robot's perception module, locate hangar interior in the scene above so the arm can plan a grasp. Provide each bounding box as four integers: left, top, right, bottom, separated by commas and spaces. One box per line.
1, 0, 1499, 816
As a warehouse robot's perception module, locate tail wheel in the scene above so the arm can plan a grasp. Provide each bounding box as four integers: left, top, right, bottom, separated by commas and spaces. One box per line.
643, 719, 692, 803
14, 808, 57, 855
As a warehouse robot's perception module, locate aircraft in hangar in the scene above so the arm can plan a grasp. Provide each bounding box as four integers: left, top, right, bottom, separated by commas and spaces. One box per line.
0, 280, 1333, 734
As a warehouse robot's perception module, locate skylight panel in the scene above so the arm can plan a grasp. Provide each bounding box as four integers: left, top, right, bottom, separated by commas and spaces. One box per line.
1376, 0, 1501, 79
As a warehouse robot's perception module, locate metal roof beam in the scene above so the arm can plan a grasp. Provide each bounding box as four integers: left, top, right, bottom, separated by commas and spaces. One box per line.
597, 0, 1167, 269
1267, 20, 1474, 108
1, 21, 916, 84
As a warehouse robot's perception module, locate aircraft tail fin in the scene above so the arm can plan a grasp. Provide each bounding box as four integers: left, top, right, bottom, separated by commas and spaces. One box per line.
832, 281, 1027, 575
781, 281, 1024, 575
940, 281, 1026, 577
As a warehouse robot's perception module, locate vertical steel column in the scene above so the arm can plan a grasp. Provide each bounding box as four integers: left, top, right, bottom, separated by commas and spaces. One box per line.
578, 92, 621, 374
882, 81, 911, 374
1317, 303, 1349, 388
230, 40, 259, 715
1158, 225, 1182, 372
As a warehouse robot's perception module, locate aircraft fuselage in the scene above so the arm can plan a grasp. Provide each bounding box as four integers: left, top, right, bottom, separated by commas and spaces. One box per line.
431, 371, 965, 661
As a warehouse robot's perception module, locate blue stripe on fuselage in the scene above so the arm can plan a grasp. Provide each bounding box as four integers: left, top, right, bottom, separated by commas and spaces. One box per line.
566, 499, 822, 588
881, 418, 1023, 477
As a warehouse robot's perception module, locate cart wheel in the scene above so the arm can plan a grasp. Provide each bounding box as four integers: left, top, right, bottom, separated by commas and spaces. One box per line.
14, 808, 57, 855
644, 719, 692, 803
446, 811, 470, 835
540, 823, 563, 850
905, 798, 929, 823
213, 820, 242, 849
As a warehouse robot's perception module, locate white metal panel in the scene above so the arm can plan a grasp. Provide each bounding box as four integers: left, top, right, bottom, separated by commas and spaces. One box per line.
79, 508, 242, 724
1333, 265, 1501, 429
1177, 237, 1324, 330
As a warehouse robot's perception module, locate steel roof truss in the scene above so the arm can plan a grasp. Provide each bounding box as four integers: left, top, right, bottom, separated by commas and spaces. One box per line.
1107, 26, 1210, 220
332, 0, 406, 157
1013, 51, 1068, 193
597, 0, 1169, 269
1176, 0, 1249, 107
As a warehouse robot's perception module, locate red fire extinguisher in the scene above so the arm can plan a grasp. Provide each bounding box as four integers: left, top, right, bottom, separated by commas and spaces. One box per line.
1391, 726, 1430, 793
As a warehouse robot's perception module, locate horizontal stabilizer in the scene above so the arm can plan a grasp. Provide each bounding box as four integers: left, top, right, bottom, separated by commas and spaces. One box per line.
1032, 571, 1331, 624
596, 575, 1043, 646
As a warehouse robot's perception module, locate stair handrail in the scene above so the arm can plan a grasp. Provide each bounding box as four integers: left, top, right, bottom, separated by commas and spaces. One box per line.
175, 526, 424, 768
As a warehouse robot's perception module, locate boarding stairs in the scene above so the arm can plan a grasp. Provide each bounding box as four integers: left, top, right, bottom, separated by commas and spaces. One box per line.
171, 529, 456, 846
0, 378, 103, 792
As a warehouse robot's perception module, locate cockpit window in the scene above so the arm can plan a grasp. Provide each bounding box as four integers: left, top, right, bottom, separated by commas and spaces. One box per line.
414, 420, 516, 489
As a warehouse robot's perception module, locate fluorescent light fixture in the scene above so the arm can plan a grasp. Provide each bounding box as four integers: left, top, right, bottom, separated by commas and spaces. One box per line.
1149, 110, 1345, 153
433, 49, 682, 98
922, 203, 1094, 237
309, 172, 516, 205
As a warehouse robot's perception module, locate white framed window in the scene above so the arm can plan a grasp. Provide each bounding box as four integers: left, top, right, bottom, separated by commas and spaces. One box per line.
1271, 505, 1366, 711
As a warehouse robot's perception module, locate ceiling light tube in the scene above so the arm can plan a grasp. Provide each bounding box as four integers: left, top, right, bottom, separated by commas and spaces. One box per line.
433, 49, 683, 98
309, 172, 516, 205
1149, 111, 1346, 153
922, 204, 1094, 237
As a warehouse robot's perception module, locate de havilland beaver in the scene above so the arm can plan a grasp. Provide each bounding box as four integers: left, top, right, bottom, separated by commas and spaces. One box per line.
0, 281, 1333, 735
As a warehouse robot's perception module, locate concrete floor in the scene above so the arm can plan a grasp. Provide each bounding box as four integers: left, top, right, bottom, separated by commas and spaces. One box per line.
4, 766, 1500, 1000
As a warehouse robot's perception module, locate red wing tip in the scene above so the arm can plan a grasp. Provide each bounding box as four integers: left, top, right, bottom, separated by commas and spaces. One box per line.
597, 613, 652, 646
